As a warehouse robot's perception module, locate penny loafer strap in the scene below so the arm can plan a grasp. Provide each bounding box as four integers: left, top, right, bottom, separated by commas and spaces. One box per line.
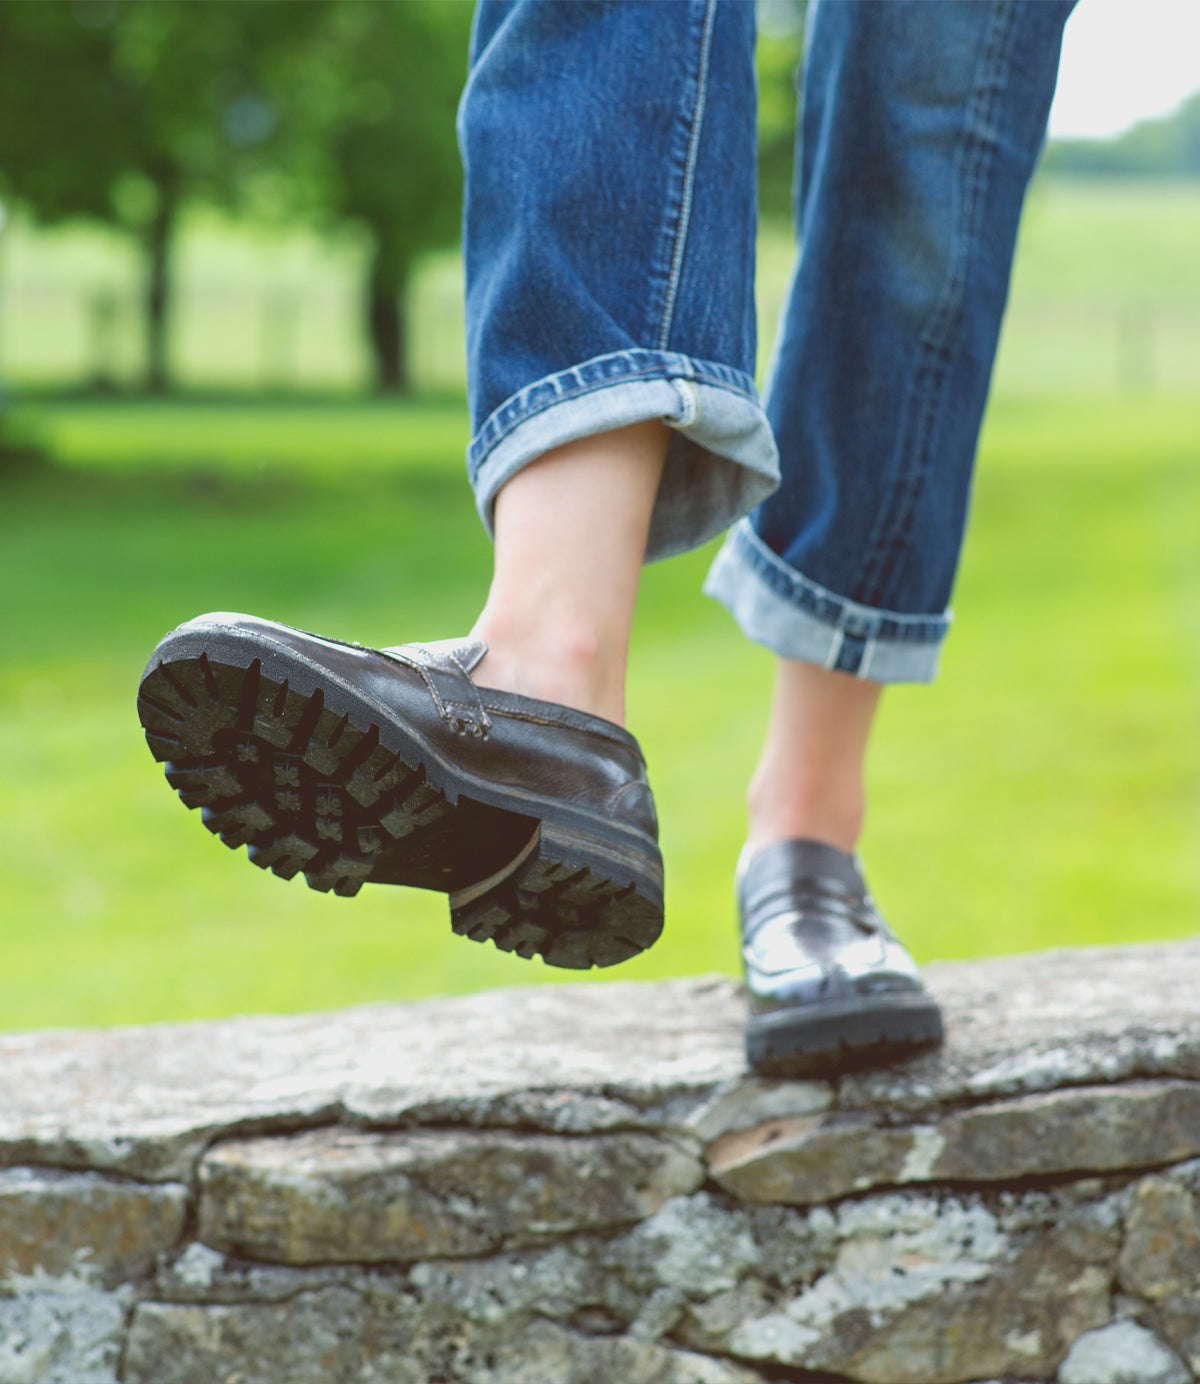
379, 637, 492, 739
739, 839, 889, 945
742, 874, 883, 945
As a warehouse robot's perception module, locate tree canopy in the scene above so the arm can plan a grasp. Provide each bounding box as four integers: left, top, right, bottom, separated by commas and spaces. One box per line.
1045, 91, 1200, 180
0, 0, 822, 393
0, 0, 471, 393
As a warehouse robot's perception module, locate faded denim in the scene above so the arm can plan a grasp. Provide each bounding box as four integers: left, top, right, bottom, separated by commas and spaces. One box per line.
459, 0, 1075, 682
460, 0, 778, 562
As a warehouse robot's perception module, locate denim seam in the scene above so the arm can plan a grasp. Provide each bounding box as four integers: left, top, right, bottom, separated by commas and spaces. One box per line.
736, 520, 949, 645
852, 0, 1018, 608
657, 0, 718, 351
467, 349, 759, 475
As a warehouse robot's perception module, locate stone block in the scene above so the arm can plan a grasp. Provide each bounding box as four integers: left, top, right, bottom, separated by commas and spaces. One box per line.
708, 1083, 1200, 1205
198, 1127, 703, 1264
124, 1289, 769, 1384
684, 1079, 832, 1142
0, 1286, 127, 1384
0, 976, 744, 1182
407, 1190, 830, 1343
1057, 1320, 1189, 1384
1118, 1174, 1200, 1300
707, 1114, 919, 1204
678, 1191, 1116, 1384
0, 1168, 187, 1289
1151, 1294, 1200, 1378
931, 1083, 1200, 1182
124, 1286, 415, 1384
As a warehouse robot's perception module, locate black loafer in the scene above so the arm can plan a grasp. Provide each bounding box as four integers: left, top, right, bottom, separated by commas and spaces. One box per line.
137, 612, 663, 969
739, 838, 943, 1075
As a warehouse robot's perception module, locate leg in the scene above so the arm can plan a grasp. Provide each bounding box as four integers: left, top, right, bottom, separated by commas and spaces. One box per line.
714, 0, 1078, 671
139, 1, 771, 971
747, 660, 880, 854
472, 420, 669, 726
715, 0, 1076, 1073
462, 0, 775, 574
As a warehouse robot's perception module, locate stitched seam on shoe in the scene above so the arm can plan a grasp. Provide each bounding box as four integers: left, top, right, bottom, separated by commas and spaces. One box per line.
444, 647, 491, 734
376, 646, 451, 721
483, 702, 639, 752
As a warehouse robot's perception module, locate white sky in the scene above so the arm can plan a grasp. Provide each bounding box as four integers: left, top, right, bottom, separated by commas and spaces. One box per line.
1049, 0, 1200, 139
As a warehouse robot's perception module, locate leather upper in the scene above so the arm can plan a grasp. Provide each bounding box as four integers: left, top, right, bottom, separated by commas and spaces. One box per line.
159, 613, 658, 845
738, 838, 927, 1016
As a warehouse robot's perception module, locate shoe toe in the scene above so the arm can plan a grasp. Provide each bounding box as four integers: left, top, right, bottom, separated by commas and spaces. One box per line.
739, 839, 943, 1076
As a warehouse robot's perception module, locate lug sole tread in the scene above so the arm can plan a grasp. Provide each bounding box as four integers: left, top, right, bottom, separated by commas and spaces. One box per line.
140, 653, 662, 969
746, 998, 944, 1077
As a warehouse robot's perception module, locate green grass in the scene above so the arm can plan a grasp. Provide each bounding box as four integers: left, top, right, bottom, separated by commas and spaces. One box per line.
1, 176, 1197, 1028
1, 388, 1198, 1030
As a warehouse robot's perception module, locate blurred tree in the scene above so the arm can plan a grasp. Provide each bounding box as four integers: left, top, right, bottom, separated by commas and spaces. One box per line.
1044, 91, 1200, 179
0, 1, 326, 393
289, 1, 472, 394
757, 0, 806, 223
0, 0, 472, 397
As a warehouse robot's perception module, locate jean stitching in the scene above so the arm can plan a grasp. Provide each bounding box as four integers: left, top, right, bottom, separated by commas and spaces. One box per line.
852, 0, 1019, 608
859, 638, 877, 680
657, 0, 719, 352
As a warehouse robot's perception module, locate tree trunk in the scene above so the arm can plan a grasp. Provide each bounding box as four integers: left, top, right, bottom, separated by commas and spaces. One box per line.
144, 176, 178, 395
366, 234, 409, 394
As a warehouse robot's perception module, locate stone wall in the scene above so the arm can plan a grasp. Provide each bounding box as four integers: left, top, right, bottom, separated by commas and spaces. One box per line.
3, 939, 1200, 1384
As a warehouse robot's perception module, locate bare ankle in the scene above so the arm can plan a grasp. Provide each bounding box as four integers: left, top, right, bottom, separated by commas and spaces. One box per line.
468, 421, 669, 728
745, 658, 880, 856
745, 774, 866, 856
471, 618, 626, 724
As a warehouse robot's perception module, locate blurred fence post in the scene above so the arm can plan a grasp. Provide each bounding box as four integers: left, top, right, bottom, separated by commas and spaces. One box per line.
87, 287, 120, 392
1116, 305, 1155, 393
261, 288, 299, 392
0, 200, 8, 398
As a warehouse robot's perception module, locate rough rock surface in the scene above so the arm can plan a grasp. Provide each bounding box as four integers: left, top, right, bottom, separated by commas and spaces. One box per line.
124, 1292, 768, 1384
671, 1187, 1117, 1382
0, 1169, 186, 1288
1118, 1174, 1200, 1300
197, 1127, 703, 1263
709, 1081, 1200, 1205
1057, 1319, 1190, 1384
0, 1285, 128, 1384
3, 939, 1200, 1383
3, 941, 1200, 1181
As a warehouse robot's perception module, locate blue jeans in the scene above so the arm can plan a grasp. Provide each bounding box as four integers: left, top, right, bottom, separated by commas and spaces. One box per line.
459, 0, 1075, 683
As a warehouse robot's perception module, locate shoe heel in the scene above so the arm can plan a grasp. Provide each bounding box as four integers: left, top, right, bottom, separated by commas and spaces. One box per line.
448, 820, 663, 970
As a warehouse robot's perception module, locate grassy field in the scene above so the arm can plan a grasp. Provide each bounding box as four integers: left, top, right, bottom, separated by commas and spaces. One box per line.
0, 177, 1198, 1030
2, 387, 1198, 1030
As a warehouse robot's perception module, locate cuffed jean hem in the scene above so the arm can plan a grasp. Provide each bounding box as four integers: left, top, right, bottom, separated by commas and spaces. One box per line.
467, 349, 780, 563
703, 518, 951, 684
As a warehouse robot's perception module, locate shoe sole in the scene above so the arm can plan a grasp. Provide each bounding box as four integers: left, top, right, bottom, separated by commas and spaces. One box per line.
137, 642, 663, 970
745, 992, 944, 1077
